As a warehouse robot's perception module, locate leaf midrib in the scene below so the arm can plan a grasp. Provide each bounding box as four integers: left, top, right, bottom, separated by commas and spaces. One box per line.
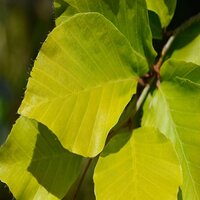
159, 86, 199, 200
26, 76, 137, 106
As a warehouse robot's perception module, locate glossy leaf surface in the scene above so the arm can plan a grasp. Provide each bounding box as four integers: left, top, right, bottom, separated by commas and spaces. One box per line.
94, 127, 182, 200
143, 60, 200, 200
54, 0, 156, 64
146, 0, 177, 27
0, 117, 82, 200
19, 13, 147, 157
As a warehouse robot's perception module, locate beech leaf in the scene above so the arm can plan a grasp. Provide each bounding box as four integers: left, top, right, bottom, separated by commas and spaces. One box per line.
0, 117, 82, 200
94, 127, 182, 200
19, 13, 147, 157
146, 0, 177, 27
54, 0, 156, 64
143, 60, 200, 200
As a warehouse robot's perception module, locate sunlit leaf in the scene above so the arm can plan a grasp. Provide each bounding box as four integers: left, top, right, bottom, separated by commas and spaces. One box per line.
54, 0, 156, 64
94, 127, 182, 200
19, 13, 147, 157
0, 117, 82, 200
146, 0, 177, 27
143, 60, 200, 200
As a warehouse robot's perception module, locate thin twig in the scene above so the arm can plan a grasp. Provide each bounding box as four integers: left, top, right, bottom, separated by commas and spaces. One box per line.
136, 72, 157, 111
154, 12, 200, 73
136, 84, 150, 111
72, 158, 93, 200
173, 12, 200, 36
153, 34, 175, 74
134, 13, 200, 116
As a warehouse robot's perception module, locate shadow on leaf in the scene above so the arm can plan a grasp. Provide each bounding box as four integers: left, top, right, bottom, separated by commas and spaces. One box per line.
28, 123, 83, 199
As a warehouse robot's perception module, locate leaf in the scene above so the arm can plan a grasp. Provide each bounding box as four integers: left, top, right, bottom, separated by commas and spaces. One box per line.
167, 20, 200, 65
148, 10, 162, 39
178, 188, 183, 200
65, 158, 97, 200
19, 13, 147, 157
94, 127, 182, 200
146, 0, 177, 27
142, 60, 200, 200
0, 117, 83, 200
54, 0, 69, 19
55, 0, 156, 64
54, 0, 78, 26
161, 59, 200, 84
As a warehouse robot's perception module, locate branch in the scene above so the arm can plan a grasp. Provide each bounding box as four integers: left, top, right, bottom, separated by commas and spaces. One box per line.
85, 13, 200, 157
154, 12, 200, 73
173, 12, 200, 36
72, 158, 93, 200
136, 84, 150, 111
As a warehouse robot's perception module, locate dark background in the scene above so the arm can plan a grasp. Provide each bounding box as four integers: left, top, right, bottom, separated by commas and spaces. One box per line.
0, 0, 199, 199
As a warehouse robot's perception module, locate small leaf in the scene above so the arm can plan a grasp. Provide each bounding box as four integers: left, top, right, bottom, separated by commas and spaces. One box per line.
143, 60, 200, 200
55, 0, 156, 64
0, 117, 82, 200
19, 13, 147, 157
167, 20, 200, 65
94, 127, 182, 200
146, 0, 177, 27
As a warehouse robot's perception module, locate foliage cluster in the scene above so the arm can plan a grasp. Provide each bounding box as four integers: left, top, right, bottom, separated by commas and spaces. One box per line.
0, 0, 200, 199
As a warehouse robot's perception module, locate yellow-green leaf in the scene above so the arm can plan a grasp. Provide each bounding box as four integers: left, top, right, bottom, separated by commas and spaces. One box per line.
19, 13, 147, 157
0, 117, 82, 200
146, 0, 177, 27
54, 0, 156, 64
143, 60, 200, 200
54, 0, 77, 26
94, 127, 182, 200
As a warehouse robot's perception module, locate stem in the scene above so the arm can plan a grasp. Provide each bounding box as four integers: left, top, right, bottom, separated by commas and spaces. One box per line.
136, 13, 200, 114
173, 12, 200, 36
154, 35, 175, 73
136, 73, 156, 111
154, 12, 200, 72
72, 158, 93, 200
136, 84, 150, 111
